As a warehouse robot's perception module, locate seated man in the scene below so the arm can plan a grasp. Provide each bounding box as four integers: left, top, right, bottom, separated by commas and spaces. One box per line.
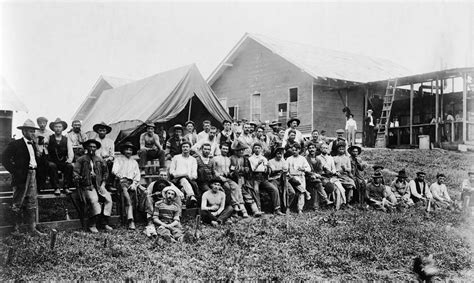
268, 146, 295, 213
317, 143, 346, 210
67, 120, 88, 161
329, 129, 348, 156
213, 142, 248, 217
286, 143, 312, 214
112, 142, 141, 230
390, 170, 414, 207
283, 130, 303, 159
196, 143, 216, 194
35, 116, 53, 191
232, 123, 255, 157
142, 169, 184, 238
248, 143, 284, 216
197, 120, 212, 144
47, 118, 74, 195
200, 177, 234, 226
461, 168, 474, 214
217, 120, 235, 146
409, 171, 432, 204
255, 126, 271, 158
305, 142, 333, 209
165, 124, 185, 160
184, 120, 198, 146
152, 187, 184, 242
304, 130, 323, 156
429, 173, 454, 209
348, 145, 366, 204
282, 118, 303, 147
333, 144, 356, 206
73, 139, 113, 233
366, 172, 396, 212
169, 141, 198, 207
230, 141, 261, 217
93, 122, 115, 187
138, 123, 166, 173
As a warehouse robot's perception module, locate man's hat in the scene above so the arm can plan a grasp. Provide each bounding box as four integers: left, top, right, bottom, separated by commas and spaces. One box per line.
436, 173, 446, 178
396, 170, 408, 178
252, 142, 263, 149
416, 171, 426, 176
119, 141, 137, 154
171, 124, 183, 132
373, 164, 384, 171
348, 145, 362, 154
144, 122, 155, 129
367, 109, 373, 113
222, 119, 232, 125
185, 120, 195, 127
93, 122, 112, 134
210, 177, 224, 185
287, 118, 300, 127
49, 118, 68, 131
249, 121, 258, 128
372, 172, 384, 179
82, 139, 101, 149
336, 129, 345, 134
17, 119, 40, 130
233, 141, 248, 151
36, 117, 48, 123
273, 146, 285, 153
162, 186, 177, 199
269, 120, 282, 127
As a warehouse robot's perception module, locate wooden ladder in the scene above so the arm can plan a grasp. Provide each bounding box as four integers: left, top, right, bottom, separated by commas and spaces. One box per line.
375, 78, 398, 147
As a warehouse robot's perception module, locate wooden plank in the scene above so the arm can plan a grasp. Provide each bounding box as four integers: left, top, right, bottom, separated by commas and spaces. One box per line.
410, 83, 414, 144
435, 79, 439, 144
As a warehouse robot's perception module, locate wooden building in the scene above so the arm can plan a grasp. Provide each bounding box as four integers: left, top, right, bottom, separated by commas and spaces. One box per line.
207, 33, 408, 136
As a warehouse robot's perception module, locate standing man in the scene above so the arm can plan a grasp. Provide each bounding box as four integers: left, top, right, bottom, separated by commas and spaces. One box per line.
138, 122, 166, 173
165, 124, 185, 159
2, 119, 45, 236
67, 120, 88, 161
35, 116, 52, 191
365, 109, 375, 147
282, 118, 303, 147
93, 122, 115, 185
197, 120, 212, 143
112, 142, 142, 230
266, 120, 282, 147
48, 118, 74, 195
345, 114, 357, 146
73, 139, 113, 233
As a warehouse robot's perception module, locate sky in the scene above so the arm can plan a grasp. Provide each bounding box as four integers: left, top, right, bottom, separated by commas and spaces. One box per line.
1, 1, 473, 136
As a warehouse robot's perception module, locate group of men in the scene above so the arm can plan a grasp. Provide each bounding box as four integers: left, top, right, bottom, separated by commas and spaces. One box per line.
2, 116, 473, 241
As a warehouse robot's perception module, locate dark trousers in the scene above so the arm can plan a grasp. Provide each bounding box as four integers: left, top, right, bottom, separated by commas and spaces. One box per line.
36, 154, 49, 191
365, 126, 374, 147
48, 161, 73, 189
269, 178, 294, 213
200, 206, 234, 224
138, 149, 165, 168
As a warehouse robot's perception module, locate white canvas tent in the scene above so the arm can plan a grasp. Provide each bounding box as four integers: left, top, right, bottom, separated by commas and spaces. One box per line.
78, 64, 231, 141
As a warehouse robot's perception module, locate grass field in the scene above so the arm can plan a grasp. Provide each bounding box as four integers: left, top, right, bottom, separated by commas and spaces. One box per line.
0, 148, 473, 280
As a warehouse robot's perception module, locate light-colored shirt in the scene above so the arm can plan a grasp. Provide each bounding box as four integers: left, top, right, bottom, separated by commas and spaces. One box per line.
345, 118, 357, 131
35, 128, 53, 154
67, 131, 88, 148
232, 134, 255, 156
429, 182, 451, 202
248, 154, 268, 172
169, 154, 197, 180
286, 155, 311, 176
317, 154, 337, 174
367, 115, 374, 127
282, 128, 303, 147
95, 137, 115, 161
408, 179, 432, 199
197, 130, 210, 144
23, 138, 37, 168
112, 155, 141, 186
192, 137, 220, 157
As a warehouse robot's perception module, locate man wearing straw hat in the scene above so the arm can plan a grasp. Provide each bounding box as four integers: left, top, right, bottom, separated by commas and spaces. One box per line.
282, 118, 303, 147
2, 119, 45, 235
48, 117, 74, 195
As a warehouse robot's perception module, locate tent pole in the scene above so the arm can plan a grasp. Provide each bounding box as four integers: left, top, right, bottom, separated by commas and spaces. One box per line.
410, 83, 414, 145
188, 97, 193, 121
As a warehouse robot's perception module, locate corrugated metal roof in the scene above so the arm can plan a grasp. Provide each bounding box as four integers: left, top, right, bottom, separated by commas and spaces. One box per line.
0, 77, 28, 112
208, 33, 410, 85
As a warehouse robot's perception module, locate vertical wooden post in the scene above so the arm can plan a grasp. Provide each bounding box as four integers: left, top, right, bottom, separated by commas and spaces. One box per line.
463, 73, 468, 143
435, 79, 439, 144
364, 87, 368, 143
410, 83, 414, 144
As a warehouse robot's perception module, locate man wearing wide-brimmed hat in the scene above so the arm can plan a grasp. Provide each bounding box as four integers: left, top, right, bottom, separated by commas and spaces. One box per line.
2, 119, 45, 236
138, 122, 166, 173
112, 142, 141, 230
48, 117, 74, 195
93, 122, 114, 163
365, 172, 396, 212
152, 186, 184, 242
282, 118, 303, 147
66, 120, 88, 161
165, 124, 185, 159
390, 169, 414, 207
73, 139, 113, 233
266, 120, 282, 146
348, 145, 366, 204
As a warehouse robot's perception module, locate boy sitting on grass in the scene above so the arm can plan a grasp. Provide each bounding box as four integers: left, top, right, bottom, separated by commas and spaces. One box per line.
200, 177, 234, 226
152, 187, 184, 242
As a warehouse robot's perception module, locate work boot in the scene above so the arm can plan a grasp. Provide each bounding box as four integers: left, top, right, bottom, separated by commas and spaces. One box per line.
274, 209, 285, 216
128, 220, 136, 230
88, 225, 99, 233
239, 204, 249, 218
250, 203, 262, 217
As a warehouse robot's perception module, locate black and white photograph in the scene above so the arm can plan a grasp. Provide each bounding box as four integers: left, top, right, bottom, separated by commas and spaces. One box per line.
0, 0, 473, 280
